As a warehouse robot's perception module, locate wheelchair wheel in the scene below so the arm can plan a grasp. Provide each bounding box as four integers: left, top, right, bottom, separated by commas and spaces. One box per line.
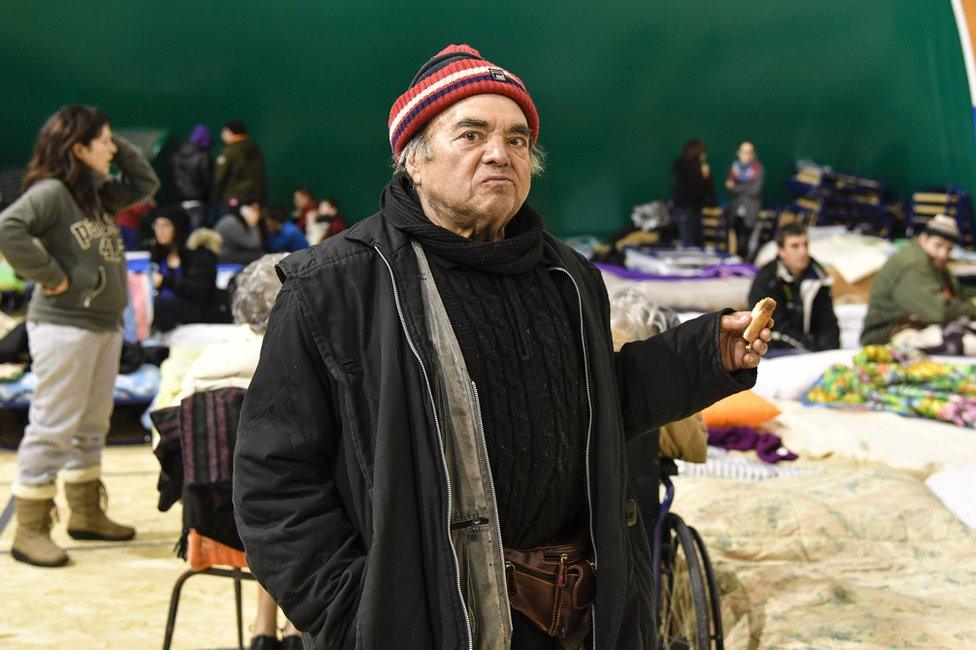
689, 525, 724, 649
658, 513, 710, 649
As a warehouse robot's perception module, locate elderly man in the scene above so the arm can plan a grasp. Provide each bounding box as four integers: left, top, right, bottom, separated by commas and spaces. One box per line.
749, 222, 839, 353
233, 44, 771, 650
862, 214, 976, 353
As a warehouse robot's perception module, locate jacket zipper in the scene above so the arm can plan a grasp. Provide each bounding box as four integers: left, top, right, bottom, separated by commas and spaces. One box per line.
550, 266, 597, 650
471, 381, 514, 633
83, 266, 107, 308
450, 516, 489, 531
373, 245, 474, 650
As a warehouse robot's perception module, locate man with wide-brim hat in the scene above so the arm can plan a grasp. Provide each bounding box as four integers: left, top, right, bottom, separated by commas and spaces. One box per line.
863, 214, 976, 353
233, 44, 772, 649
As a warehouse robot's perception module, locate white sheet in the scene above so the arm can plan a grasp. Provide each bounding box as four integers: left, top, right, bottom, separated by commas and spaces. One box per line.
144, 323, 244, 348
769, 399, 976, 478
753, 350, 856, 400
926, 463, 976, 529
835, 302, 867, 349
601, 272, 751, 312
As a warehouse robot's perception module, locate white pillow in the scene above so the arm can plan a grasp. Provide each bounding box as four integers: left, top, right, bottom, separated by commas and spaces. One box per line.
753, 349, 855, 400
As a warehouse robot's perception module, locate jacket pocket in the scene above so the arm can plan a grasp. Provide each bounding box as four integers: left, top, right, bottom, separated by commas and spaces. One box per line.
82, 266, 107, 308
450, 514, 491, 645
327, 358, 375, 489
44, 264, 97, 311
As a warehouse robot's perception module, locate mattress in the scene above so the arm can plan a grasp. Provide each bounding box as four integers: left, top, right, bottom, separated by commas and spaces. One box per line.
673, 468, 976, 648
0, 363, 160, 409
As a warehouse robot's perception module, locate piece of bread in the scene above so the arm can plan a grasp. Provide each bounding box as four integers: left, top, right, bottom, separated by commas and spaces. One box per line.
744, 297, 776, 343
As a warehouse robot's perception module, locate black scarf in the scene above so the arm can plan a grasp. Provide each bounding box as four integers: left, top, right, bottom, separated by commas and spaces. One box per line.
381, 176, 544, 274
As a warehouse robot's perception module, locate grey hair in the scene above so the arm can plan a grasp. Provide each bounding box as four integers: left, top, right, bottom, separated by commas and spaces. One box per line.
393, 131, 547, 178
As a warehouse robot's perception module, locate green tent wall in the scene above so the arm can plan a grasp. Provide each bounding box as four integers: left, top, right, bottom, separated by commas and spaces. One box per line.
1, 1, 974, 237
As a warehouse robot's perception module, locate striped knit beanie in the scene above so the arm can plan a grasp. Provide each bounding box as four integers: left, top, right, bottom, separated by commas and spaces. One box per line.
388, 44, 540, 158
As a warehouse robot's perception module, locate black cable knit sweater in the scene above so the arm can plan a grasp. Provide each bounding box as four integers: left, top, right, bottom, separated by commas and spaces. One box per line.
385, 179, 588, 648
429, 258, 587, 547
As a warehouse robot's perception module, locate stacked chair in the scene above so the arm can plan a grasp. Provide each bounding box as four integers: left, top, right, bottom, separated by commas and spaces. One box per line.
909, 187, 974, 247
787, 161, 896, 239
701, 206, 731, 254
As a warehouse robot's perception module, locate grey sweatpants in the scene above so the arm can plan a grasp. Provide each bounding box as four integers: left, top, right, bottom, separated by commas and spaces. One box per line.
13, 321, 122, 498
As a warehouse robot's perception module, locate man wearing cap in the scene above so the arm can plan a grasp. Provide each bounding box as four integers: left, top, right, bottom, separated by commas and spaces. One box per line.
862, 214, 976, 352
233, 44, 772, 649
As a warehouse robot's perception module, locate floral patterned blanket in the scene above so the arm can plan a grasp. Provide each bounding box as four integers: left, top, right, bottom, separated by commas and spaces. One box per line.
805, 345, 976, 428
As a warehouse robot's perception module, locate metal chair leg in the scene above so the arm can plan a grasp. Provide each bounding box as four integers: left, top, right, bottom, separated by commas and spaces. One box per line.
234, 568, 244, 650
163, 569, 201, 650
162, 565, 256, 649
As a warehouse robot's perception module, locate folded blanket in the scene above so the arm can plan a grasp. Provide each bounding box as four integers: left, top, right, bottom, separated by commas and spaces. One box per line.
806, 345, 976, 428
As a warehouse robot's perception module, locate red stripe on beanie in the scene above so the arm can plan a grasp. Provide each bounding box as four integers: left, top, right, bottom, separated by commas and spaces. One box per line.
388, 44, 540, 158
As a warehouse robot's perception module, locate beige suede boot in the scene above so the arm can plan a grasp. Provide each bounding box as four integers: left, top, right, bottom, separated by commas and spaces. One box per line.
64, 479, 136, 541
11, 496, 69, 567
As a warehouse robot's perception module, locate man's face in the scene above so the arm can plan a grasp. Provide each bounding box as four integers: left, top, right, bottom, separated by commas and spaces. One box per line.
221, 128, 233, 145
408, 94, 532, 230
293, 191, 309, 209
918, 233, 953, 270
778, 234, 810, 277
737, 142, 755, 165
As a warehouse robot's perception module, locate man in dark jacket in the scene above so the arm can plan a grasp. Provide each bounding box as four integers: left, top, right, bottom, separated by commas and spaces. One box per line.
749, 222, 840, 353
213, 120, 267, 208
233, 44, 772, 650
171, 124, 214, 230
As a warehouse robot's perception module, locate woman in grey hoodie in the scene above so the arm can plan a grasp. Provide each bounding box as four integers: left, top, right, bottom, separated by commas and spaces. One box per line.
0, 104, 159, 567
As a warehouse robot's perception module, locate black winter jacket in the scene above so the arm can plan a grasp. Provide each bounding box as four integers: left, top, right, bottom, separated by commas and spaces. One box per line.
233, 209, 755, 649
150, 230, 219, 306
171, 140, 213, 203
748, 258, 840, 352
672, 158, 715, 211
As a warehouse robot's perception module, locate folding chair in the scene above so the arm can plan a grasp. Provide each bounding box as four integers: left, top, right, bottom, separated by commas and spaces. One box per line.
162, 530, 257, 650
152, 387, 252, 650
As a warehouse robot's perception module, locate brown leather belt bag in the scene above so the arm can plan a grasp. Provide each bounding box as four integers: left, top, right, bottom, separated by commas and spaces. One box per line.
503, 530, 595, 638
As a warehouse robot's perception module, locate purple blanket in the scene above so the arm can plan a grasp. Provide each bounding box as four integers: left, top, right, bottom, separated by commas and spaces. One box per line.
708, 426, 798, 464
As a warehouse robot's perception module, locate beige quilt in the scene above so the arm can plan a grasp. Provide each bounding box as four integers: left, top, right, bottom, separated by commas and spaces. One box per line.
672, 469, 976, 648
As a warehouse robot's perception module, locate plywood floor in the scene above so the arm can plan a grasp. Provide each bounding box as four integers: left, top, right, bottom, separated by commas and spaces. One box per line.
0, 444, 262, 649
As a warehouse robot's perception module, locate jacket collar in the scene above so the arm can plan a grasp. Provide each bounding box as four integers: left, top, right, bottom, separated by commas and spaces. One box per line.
775, 257, 829, 283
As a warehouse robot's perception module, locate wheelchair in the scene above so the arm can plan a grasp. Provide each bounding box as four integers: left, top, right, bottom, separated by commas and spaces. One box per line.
629, 430, 724, 649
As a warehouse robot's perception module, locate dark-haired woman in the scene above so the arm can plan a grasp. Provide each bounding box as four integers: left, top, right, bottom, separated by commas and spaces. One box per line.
0, 104, 159, 567
150, 207, 220, 332
215, 198, 266, 265
672, 138, 715, 248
